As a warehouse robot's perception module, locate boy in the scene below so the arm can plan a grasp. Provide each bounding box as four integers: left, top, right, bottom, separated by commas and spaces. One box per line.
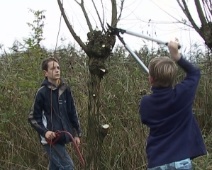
28, 57, 82, 170
139, 41, 207, 169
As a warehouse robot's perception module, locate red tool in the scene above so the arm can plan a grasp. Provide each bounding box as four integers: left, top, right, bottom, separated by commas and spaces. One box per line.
46, 130, 85, 167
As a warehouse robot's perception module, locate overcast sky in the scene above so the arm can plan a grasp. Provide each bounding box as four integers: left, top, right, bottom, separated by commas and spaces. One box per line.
0, 0, 205, 53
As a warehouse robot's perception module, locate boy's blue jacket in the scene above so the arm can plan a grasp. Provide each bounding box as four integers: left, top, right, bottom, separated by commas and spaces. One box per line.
28, 78, 81, 145
140, 57, 207, 168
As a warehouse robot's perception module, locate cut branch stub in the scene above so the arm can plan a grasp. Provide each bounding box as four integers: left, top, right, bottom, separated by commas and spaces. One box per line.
86, 30, 115, 58
86, 30, 115, 78
89, 58, 108, 79
99, 124, 109, 140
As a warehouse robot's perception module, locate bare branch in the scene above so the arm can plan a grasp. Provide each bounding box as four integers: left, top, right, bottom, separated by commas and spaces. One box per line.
57, 0, 87, 51
100, 0, 105, 28
73, 0, 80, 5
111, 0, 118, 27
195, 0, 207, 26
202, 0, 212, 22
201, 1, 209, 21
75, 0, 93, 32
208, 0, 212, 16
91, 0, 105, 32
177, 0, 201, 34
117, 0, 124, 23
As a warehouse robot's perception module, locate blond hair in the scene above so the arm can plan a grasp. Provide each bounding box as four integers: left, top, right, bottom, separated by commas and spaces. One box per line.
148, 57, 177, 87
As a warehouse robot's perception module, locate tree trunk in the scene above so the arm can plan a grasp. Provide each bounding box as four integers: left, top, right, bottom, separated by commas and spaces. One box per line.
86, 74, 102, 170
86, 56, 107, 170
84, 30, 115, 169
57, 1, 117, 168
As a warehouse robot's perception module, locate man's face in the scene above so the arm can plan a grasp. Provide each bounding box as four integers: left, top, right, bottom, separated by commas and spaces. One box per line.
44, 61, 60, 82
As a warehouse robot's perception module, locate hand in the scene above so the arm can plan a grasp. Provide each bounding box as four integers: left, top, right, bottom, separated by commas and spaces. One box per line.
73, 137, 81, 146
45, 131, 56, 140
168, 39, 181, 62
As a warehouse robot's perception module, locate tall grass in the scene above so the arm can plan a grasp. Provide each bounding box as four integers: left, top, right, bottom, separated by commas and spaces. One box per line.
0, 46, 211, 169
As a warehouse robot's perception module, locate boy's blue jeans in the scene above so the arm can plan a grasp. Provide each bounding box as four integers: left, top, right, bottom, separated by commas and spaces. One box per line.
43, 143, 74, 170
148, 158, 192, 170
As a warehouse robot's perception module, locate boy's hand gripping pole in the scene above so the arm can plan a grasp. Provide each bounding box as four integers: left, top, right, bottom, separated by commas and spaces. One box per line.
107, 24, 149, 73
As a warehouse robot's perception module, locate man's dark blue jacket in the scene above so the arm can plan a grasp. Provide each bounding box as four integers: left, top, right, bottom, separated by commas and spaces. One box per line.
140, 57, 207, 168
28, 78, 81, 145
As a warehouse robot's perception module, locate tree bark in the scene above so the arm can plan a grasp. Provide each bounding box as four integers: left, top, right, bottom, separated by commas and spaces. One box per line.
57, 1, 120, 169
86, 69, 104, 170
177, 0, 212, 49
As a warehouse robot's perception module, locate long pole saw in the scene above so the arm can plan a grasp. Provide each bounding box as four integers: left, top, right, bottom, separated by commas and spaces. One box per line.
107, 24, 180, 74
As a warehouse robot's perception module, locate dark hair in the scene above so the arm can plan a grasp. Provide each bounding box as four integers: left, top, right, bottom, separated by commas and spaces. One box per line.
41, 57, 59, 71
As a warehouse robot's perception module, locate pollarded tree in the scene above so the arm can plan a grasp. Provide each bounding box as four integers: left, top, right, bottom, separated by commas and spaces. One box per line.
177, 0, 212, 49
57, 0, 124, 169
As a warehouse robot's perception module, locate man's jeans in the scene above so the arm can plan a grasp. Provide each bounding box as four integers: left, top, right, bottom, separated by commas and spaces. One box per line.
148, 158, 192, 170
43, 144, 74, 170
